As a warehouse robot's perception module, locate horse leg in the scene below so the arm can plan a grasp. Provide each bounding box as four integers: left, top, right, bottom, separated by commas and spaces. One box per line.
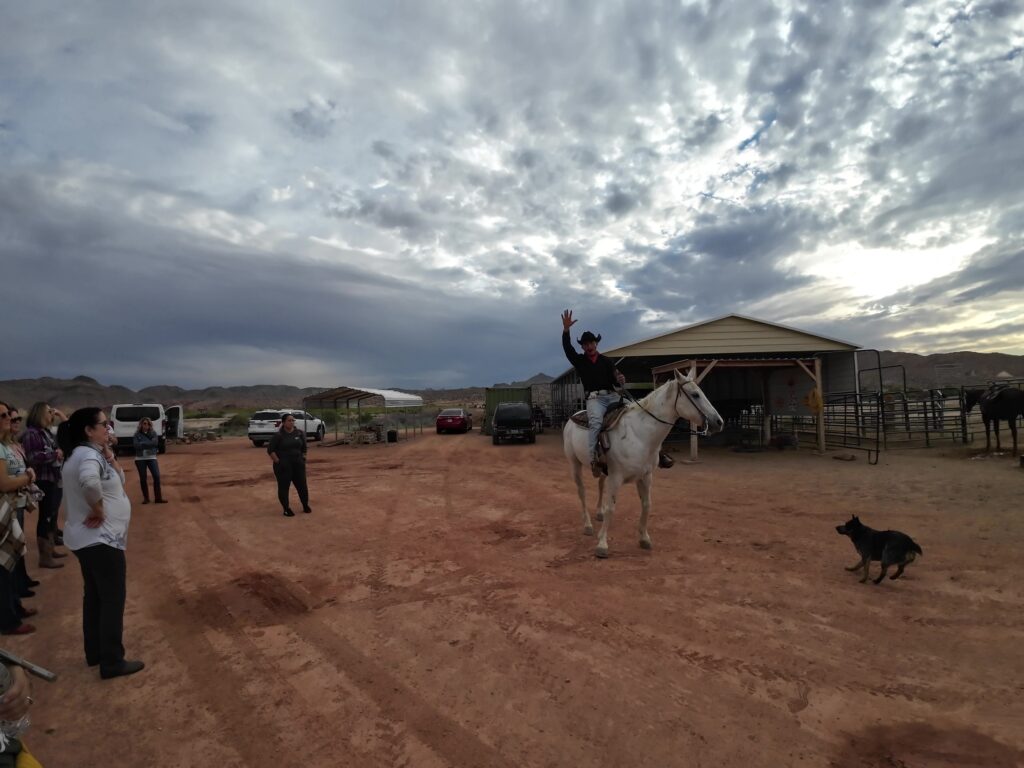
570, 460, 593, 536
595, 476, 621, 559
994, 419, 1002, 452
984, 417, 992, 452
1011, 420, 1018, 456
595, 475, 605, 522
637, 471, 653, 550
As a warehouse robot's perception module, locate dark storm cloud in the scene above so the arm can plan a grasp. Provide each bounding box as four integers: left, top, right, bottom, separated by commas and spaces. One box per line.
1, 169, 570, 387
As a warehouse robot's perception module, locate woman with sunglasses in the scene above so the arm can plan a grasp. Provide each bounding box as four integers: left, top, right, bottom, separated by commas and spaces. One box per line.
132, 417, 166, 505
0, 402, 36, 636
21, 402, 68, 569
58, 408, 144, 679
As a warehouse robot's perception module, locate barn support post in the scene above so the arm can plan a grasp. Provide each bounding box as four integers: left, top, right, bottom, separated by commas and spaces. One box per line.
815, 358, 825, 453
761, 370, 772, 446
689, 361, 699, 461
794, 358, 826, 453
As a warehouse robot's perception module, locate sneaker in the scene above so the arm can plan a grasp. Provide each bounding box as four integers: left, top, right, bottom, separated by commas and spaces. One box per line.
100, 660, 145, 679
302, 506, 312, 514
282, 508, 295, 517
1, 623, 36, 636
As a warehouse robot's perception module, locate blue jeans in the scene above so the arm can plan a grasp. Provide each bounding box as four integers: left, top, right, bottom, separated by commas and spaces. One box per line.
135, 459, 162, 501
586, 393, 621, 462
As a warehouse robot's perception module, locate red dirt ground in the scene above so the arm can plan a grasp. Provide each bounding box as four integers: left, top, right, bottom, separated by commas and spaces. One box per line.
14, 432, 1024, 767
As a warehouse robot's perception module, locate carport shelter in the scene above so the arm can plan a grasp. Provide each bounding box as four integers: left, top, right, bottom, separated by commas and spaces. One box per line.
303, 386, 424, 442
551, 314, 860, 458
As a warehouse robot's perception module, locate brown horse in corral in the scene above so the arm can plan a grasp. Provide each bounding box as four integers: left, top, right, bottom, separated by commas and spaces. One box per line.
964, 388, 1024, 455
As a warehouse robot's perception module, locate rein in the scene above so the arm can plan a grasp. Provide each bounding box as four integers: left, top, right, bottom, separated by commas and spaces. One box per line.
620, 381, 710, 435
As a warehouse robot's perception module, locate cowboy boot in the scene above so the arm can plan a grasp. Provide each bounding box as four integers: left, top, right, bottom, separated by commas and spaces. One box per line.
38, 536, 64, 569
49, 532, 68, 558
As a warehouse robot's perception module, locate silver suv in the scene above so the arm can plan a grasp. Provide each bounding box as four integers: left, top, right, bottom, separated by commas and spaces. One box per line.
248, 409, 326, 447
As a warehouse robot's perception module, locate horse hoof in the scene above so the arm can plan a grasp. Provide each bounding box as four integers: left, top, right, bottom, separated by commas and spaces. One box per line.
639, 539, 652, 550
583, 525, 594, 536
595, 512, 604, 522
595, 547, 609, 559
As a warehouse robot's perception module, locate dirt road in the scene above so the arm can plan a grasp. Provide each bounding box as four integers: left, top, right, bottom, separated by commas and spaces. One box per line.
16, 433, 1024, 767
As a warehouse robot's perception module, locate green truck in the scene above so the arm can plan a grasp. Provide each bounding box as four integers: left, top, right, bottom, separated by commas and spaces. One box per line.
482, 387, 532, 435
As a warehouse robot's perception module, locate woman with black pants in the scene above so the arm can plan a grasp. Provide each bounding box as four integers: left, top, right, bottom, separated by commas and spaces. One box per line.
58, 408, 144, 680
268, 414, 311, 517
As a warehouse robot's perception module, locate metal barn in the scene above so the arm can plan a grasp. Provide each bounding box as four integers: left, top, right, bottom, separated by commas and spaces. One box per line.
551, 314, 861, 457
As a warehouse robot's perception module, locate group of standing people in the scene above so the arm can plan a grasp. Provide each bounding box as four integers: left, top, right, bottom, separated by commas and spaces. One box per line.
0, 401, 162, 683
0, 402, 67, 639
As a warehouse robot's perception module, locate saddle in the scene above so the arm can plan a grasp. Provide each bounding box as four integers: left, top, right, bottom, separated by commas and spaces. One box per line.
569, 400, 628, 433
986, 383, 1011, 401
570, 402, 675, 469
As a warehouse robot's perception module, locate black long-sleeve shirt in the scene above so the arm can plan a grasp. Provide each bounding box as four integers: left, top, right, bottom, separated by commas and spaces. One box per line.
562, 331, 619, 395
268, 429, 307, 463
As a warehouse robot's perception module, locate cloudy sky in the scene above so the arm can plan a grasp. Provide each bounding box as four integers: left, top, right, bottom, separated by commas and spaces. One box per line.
2, 1, 1022, 389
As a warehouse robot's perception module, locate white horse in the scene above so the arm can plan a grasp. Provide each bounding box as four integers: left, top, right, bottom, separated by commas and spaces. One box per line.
563, 370, 724, 558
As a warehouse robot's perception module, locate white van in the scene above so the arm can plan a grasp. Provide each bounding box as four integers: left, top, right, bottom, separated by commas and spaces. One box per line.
109, 403, 183, 455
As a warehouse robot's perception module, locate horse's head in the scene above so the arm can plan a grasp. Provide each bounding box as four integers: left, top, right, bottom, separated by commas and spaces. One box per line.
672, 370, 725, 435
964, 389, 984, 413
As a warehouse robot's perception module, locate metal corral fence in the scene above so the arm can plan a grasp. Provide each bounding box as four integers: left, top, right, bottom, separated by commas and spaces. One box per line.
767, 383, 1023, 464
553, 379, 1022, 464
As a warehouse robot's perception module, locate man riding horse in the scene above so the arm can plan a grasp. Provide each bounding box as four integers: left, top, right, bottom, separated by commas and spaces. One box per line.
561, 309, 626, 477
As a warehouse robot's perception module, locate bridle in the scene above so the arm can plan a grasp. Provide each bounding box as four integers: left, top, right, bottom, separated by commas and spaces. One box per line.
620, 379, 710, 436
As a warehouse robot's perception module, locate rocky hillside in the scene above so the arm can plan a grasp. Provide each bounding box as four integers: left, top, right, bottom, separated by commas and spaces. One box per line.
0, 375, 555, 411
0, 376, 325, 412
858, 351, 1023, 390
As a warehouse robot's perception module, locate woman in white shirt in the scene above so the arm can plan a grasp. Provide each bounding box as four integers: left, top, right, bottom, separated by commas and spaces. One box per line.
58, 407, 144, 680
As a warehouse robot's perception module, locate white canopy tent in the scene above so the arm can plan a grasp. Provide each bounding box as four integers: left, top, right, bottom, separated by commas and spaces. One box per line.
302, 385, 425, 443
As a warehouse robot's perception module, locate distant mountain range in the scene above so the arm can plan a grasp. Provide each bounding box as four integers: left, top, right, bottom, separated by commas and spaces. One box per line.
0, 373, 556, 411
857, 350, 1022, 390
1, 356, 1017, 411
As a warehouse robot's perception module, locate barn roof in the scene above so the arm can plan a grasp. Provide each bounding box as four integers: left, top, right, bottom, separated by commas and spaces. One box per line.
602, 313, 860, 358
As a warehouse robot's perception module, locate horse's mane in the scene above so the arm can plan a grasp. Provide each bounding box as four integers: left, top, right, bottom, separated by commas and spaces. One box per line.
635, 378, 677, 410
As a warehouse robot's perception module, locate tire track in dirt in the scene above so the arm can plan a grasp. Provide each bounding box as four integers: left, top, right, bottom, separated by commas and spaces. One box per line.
143, 453, 315, 766
152, 438, 1024, 764
182, 466, 524, 768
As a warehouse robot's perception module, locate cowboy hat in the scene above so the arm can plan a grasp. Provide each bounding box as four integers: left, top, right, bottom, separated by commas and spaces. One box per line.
577, 331, 602, 345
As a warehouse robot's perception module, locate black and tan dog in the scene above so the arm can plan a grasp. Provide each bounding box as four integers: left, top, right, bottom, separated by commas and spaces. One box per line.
835, 515, 923, 584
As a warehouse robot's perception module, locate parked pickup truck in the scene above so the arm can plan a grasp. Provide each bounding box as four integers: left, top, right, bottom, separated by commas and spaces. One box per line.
248, 409, 325, 447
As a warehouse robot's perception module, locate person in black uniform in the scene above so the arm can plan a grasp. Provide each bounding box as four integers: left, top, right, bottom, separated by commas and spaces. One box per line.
561, 309, 625, 477
267, 414, 311, 517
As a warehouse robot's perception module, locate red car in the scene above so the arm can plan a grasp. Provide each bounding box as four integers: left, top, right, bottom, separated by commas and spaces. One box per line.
436, 408, 473, 433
